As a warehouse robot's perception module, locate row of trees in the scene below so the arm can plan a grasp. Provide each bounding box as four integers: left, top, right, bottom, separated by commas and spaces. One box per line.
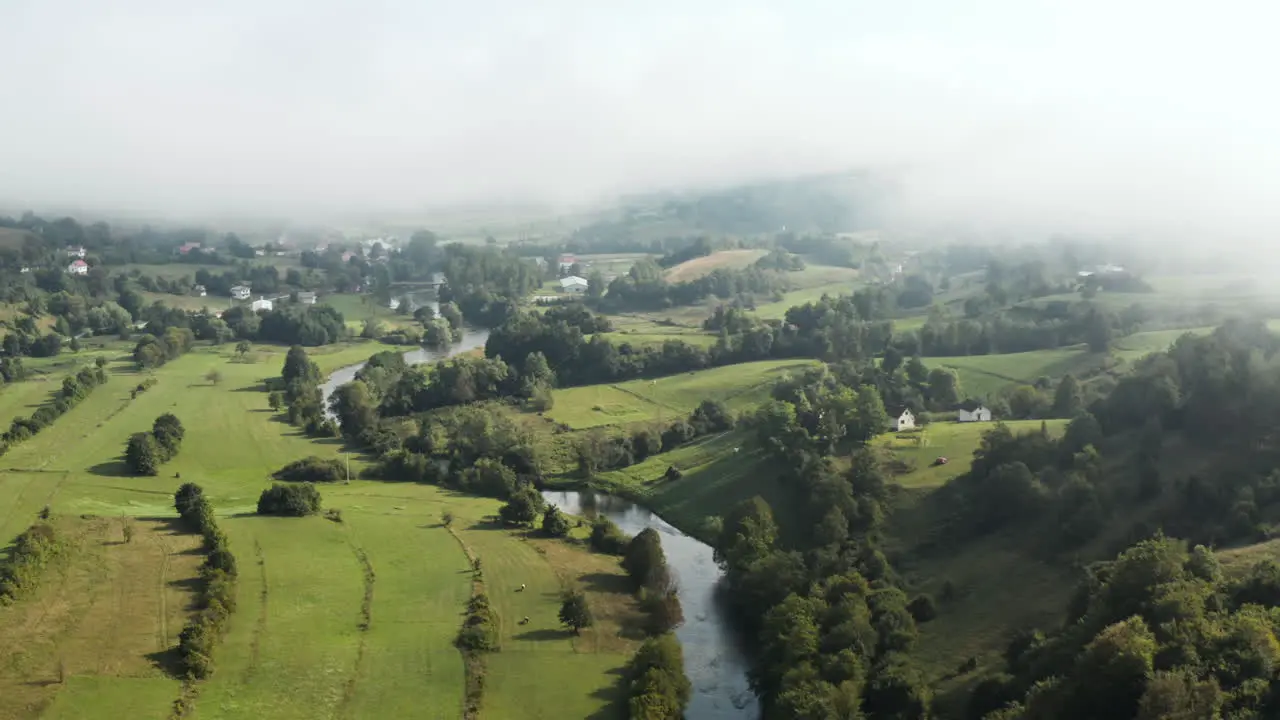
173, 483, 239, 679
221, 304, 348, 346
0, 363, 108, 455
124, 414, 185, 475
273, 346, 338, 438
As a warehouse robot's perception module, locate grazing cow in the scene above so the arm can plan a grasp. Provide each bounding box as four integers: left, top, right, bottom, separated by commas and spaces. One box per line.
519, 616, 530, 625
516, 583, 526, 592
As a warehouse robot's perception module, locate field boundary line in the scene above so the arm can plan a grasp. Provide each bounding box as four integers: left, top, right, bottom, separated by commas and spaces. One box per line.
242, 538, 268, 684
610, 384, 682, 413
337, 535, 375, 719
445, 524, 489, 720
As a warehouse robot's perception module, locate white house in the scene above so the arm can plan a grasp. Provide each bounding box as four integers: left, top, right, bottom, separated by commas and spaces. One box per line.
296, 291, 317, 305
230, 285, 251, 300
890, 407, 916, 431
65, 246, 86, 258
559, 275, 589, 293
67, 259, 89, 275
958, 404, 992, 423
193, 284, 207, 297
251, 297, 274, 312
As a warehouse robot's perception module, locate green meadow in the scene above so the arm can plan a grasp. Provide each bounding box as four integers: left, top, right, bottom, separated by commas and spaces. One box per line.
0, 342, 640, 720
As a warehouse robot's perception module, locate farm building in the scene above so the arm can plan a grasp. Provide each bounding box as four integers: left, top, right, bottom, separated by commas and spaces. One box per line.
66, 259, 88, 275
65, 246, 86, 258
296, 291, 317, 305
558, 253, 578, 272
560, 276, 589, 293
230, 285, 251, 300
958, 402, 992, 423
193, 284, 207, 297
890, 407, 916, 431
251, 297, 274, 312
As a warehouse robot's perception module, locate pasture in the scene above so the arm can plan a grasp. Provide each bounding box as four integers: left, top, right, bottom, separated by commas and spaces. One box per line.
872, 419, 1069, 489
0, 343, 639, 719
543, 359, 819, 429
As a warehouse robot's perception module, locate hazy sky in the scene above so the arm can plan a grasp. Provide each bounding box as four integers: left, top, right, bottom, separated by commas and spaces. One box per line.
2, 1, 1278, 234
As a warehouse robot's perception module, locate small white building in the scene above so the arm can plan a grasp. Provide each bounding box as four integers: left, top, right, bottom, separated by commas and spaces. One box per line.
890, 407, 916, 431
559, 275, 589, 294
251, 297, 274, 312
230, 285, 251, 300
296, 291, 317, 305
958, 404, 992, 423
193, 284, 207, 297
65, 246, 86, 258
67, 259, 89, 275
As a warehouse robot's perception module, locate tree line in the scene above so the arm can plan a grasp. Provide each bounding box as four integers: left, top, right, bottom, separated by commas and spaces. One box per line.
972, 535, 1280, 719
0, 362, 107, 456
172, 483, 239, 680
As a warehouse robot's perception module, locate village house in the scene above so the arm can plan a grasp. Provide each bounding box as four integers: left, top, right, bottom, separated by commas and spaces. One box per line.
65, 246, 86, 258
251, 297, 274, 312
558, 253, 578, 273
957, 402, 992, 423
559, 275, 589, 294
66, 259, 89, 275
230, 285, 251, 300
296, 291, 317, 305
889, 407, 916, 431
178, 242, 202, 255
193, 284, 207, 297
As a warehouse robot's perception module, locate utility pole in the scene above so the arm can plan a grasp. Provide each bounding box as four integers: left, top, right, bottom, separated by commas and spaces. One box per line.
345, 453, 351, 484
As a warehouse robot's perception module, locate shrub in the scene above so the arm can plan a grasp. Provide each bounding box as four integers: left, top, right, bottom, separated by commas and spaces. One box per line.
541, 505, 571, 537
589, 516, 630, 555
908, 594, 938, 622
272, 456, 346, 483
456, 593, 499, 651
256, 483, 322, 516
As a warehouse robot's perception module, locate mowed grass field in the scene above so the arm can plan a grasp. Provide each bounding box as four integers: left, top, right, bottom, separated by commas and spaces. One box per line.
923, 345, 1111, 398
543, 359, 819, 429
0, 342, 640, 719
663, 249, 768, 283
873, 420, 1069, 489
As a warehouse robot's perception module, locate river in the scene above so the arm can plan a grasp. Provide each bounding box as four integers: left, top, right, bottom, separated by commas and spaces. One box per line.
543, 490, 759, 720
318, 299, 490, 402
318, 299, 758, 718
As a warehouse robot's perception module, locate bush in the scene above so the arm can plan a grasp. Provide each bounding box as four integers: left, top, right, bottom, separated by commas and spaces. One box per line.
256, 483, 322, 516
908, 594, 938, 622
0, 522, 62, 602
272, 456, 346, 483
589, 516, 630, 555
541, 505, 571, 537
456, 593, 499, 651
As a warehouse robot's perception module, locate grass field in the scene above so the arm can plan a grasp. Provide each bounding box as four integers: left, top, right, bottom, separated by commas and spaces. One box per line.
117, 258, 304, 280
663, 250, 768, 283
543, 359, 819, 429
0, 342, 639, 719
873, 419, 1069, 489
320, 293, 413, 330
923, 345, 1111, 398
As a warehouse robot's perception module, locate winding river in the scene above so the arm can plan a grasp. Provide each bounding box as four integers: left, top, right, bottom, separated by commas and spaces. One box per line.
542, 490, 759, 719
318, 298, 759, 719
